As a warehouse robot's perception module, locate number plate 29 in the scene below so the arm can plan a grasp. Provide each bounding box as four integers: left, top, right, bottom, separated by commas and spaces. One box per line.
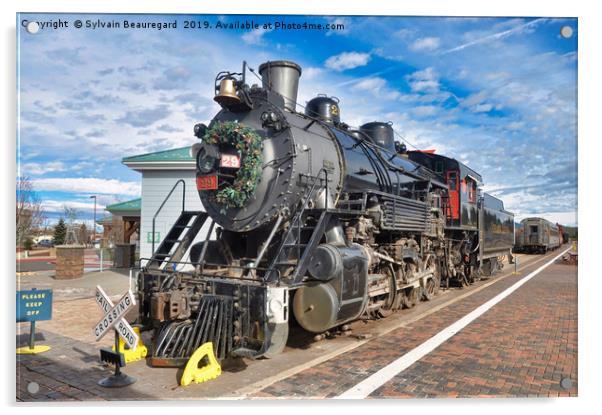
220, 154, 241, 168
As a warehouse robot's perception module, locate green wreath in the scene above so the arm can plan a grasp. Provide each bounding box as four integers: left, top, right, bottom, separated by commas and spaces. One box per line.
202, 121, 263, 209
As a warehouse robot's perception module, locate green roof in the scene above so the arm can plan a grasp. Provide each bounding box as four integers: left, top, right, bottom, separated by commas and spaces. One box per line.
106, 198, 141, 212
97, 216, 113, 225
122, 146, 193, 163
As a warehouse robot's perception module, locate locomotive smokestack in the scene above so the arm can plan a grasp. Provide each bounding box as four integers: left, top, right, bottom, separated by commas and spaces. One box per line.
258, 60, 302, 111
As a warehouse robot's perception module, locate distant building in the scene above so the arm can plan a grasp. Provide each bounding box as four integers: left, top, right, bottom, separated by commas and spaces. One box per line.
103, 198, 141, 250
121, 147, 208, 261
96, 216, 115, 248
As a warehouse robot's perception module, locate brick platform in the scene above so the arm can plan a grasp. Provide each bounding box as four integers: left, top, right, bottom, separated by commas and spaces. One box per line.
369, 259, 577, 398
54, 245, 85, 280
16, 250, 577, 401
252, 253, 577, 399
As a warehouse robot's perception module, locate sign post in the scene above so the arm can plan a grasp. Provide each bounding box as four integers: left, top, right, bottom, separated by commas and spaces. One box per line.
16, 288, 53, 354
94, 285, 137, 387
512, 256, 520, 275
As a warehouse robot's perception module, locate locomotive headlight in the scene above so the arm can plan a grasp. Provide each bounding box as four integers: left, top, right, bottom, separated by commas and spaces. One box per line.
260, 111, 278, 121
261, 111, 283, 130
196, 144, 219, 174
194, 123, 207, 139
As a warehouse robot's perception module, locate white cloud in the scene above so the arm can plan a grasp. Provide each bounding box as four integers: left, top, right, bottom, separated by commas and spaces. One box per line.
515, 211, 577, 226
393, 28, 415, 40
42, 199, 106, 213
412, 105, 439, 117
241, 28, 273, 45
325, 52, 371, 71
442, 18, 547, 54
472, 103, 493, 113
32, 178, 141, 196
456, 69, 470, 79
354, 77, 387, 91
302, 67, 324, 81
406, 67, 440, 93
409, 37, 441, 52
352, 77, 401, 101
20, 161, 67, 176
461, 90, 496, 113
506, 121, 525, 130
16, 15, 576, 223
485, 71, 511, 81
325, 17, 351, 36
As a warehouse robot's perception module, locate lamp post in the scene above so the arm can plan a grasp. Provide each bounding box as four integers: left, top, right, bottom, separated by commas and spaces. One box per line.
90, 195, 97, 247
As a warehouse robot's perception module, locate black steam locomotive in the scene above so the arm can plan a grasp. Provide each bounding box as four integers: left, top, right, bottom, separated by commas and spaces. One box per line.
137, 60, 514, 365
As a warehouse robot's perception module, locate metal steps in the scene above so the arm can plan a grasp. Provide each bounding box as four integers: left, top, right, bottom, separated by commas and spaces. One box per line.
147, 211, 208, 270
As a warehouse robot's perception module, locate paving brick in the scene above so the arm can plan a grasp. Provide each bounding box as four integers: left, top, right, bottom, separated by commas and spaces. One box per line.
253, 256, 577, 399
16, 251, 577, 401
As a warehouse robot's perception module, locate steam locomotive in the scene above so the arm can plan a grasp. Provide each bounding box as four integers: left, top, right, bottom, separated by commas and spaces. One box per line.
137, 60, 514, 365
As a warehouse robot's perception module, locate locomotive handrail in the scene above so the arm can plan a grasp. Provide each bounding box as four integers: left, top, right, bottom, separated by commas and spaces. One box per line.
197, 219, 216, 274
152, 179, 186, 254
264, 168, 330, 283
253, 214, 284, 270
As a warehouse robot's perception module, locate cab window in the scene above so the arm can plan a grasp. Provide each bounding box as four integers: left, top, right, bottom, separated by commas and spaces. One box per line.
448, 172, 457, 190
468, 180, 476, 203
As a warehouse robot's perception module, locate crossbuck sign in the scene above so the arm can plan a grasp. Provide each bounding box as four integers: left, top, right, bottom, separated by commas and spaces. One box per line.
94, 286, 138, 351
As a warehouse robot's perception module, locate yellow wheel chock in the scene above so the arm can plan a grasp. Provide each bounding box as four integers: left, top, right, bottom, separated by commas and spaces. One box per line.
112, 326, 148, 363
180, 342, 222, 386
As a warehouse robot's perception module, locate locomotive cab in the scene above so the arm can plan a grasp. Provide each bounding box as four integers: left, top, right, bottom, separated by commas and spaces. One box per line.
407, 151, 481, 229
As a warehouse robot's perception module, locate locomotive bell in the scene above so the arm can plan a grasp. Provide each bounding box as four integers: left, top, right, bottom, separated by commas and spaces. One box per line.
214, 78, 240, 106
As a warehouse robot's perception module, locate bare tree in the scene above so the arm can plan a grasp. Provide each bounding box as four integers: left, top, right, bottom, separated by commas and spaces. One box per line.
16, 176, 45, 246
78, 223, 88, 245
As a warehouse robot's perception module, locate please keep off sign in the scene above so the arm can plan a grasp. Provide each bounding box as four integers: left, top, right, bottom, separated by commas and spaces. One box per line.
17, 289, 52, 322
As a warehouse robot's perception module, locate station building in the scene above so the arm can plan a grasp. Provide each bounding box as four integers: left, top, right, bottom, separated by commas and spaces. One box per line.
114, 146, 209, 262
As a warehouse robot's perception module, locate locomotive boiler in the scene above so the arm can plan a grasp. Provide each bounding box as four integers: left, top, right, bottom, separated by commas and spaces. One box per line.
137, 60, 514, 365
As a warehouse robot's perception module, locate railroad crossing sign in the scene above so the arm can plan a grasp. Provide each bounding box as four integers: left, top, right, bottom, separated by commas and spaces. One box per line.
94, 286, 138, 351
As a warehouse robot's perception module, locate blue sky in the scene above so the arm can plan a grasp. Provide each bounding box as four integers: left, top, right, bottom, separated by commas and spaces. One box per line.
17, 14, 577, 227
